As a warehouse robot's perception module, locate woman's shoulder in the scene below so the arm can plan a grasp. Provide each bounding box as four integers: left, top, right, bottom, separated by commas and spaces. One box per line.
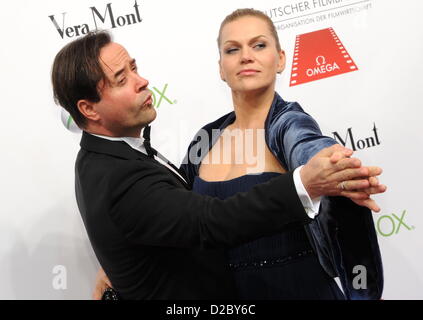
270, 98, 313, 130
185, 111, 234, 155
273, 94, 307, 117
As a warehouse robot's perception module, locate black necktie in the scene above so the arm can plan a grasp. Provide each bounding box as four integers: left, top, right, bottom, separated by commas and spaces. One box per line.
142, 125, 157, 158
142, 125, 188, 185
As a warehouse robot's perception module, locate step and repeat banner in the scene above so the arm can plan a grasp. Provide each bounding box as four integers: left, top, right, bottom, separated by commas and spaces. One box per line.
0, 0, 421, 299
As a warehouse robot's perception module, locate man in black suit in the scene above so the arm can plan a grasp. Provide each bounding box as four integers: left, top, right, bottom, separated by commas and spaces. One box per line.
51, 31, 385, 299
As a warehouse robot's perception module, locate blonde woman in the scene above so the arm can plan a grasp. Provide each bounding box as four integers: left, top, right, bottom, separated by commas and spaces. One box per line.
181, 9, 384, 300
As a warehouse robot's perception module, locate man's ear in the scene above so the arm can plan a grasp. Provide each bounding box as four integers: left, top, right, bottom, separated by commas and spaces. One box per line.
218, 60, 226, 82
77, 99, 100, 122
277, 50, 286, 74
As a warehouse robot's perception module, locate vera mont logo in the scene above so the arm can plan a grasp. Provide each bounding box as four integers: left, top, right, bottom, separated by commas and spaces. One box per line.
48, 0, 142, 39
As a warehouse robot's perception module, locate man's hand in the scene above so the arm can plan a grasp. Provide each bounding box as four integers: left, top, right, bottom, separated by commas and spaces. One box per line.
346, 176, 387, 212
301, 144, 386, 211
92, 267, 113, 300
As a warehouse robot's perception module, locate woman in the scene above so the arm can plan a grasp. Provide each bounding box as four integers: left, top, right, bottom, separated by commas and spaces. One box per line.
180, 9, 383, 300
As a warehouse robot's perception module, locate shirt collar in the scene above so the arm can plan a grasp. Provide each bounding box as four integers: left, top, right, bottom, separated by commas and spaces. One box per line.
88, 132, 147, 155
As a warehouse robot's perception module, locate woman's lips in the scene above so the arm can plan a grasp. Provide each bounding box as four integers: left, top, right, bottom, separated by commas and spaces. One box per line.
238, 69, 260, 76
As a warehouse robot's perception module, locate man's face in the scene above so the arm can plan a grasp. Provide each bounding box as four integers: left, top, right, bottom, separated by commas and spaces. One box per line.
93, 42, 156, 137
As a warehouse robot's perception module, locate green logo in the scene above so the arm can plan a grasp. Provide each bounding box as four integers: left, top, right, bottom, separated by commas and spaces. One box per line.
151, 83, 177, 108
66, 115, 74, 130
376, 210, 415, 237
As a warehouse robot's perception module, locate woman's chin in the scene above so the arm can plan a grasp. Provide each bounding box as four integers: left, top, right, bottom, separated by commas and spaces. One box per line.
233, 84, 273, 95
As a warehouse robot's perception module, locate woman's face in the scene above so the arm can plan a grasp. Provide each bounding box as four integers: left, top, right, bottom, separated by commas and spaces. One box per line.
219, 16, 285, 94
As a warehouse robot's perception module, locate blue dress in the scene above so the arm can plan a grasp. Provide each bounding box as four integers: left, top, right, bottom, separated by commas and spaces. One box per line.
193, 172, 345, 300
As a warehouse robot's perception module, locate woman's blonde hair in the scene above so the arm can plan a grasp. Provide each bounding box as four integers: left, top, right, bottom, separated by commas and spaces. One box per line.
217, 8, 282, 52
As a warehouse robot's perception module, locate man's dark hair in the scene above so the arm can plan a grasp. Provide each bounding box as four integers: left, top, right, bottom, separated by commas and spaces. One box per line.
51, 30, 112, 128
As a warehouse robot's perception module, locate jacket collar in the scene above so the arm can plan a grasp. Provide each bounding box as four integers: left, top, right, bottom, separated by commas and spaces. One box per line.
266, 92, 287, 124
80, 131, 148, 160
216, 92, 290, 131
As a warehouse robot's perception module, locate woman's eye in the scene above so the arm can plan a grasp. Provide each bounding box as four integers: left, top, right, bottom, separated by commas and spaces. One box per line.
254, 43, 266, 49
118, 78, 126, 85
225, 48, 238, 54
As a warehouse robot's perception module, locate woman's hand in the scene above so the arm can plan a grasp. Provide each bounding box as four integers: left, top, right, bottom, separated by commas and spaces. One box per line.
300, 144, 387, 212
92, 267, 113, 300
328, 146, 387, 212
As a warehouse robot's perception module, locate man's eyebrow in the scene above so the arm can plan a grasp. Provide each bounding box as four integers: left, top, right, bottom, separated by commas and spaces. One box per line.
113, 67, 125, 79
113, 59, 136, 79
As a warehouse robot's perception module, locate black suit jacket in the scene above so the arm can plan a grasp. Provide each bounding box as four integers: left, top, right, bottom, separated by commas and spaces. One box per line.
75, 132, 311, 299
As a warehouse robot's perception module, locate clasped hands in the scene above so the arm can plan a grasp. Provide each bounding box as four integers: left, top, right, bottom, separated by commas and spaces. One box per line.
300, 144, 387, 212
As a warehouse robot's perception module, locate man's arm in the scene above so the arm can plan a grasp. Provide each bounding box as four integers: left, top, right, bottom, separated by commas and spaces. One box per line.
109, 145, 380, 249
111, 167, 308, 249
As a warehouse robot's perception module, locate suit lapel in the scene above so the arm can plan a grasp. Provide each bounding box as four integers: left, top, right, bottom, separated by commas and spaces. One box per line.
80, 131, 189, 188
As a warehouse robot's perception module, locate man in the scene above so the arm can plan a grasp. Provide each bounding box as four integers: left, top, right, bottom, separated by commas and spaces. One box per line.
51, 31, 385, 299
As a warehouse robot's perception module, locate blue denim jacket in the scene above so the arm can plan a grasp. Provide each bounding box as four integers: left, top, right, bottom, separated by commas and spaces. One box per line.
180, 92, 383, 300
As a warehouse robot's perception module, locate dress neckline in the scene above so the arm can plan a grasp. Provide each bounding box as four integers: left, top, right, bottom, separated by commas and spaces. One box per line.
195, 172, 282, 184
